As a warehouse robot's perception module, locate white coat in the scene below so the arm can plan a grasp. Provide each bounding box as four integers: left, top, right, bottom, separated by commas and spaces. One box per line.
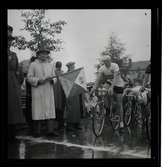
27, 59, 57, 120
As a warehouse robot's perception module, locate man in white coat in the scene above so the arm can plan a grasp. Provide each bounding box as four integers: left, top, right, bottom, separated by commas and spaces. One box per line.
27, 46, 59, 138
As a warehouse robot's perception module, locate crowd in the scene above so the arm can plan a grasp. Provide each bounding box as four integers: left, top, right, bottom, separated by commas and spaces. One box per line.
8, 25, 151, 142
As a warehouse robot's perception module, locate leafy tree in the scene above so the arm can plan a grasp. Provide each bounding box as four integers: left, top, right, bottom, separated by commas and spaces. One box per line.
12, 9, 67, 53
94, 31, 131, 84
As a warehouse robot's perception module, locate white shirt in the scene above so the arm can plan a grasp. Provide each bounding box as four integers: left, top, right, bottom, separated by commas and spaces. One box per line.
98, 63, 124, 87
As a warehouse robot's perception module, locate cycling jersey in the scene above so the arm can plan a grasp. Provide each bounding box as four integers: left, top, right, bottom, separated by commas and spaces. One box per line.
99, 63, 124, 87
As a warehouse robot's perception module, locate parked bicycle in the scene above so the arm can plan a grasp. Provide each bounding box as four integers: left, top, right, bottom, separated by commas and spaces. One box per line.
123, 90, 143, 126
92, 88, 120, 137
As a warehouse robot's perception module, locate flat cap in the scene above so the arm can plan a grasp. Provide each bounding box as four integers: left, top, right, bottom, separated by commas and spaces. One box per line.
66, 62, 75, 67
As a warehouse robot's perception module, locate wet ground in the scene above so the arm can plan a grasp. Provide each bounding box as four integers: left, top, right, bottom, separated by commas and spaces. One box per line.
8, 117, 151, 159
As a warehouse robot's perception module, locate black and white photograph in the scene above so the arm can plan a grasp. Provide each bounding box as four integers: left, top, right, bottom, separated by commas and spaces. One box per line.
5, 9, 159, 164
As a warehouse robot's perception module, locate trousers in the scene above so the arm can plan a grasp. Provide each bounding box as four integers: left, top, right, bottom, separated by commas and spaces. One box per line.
33, 119, 54, 134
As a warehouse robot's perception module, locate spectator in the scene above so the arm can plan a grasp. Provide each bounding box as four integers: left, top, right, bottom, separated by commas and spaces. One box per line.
25, 56, 38, 131
8, 25, 24, 142
27, 46, 59, 138
53, 61, 66, 130
65, 62, 82, 131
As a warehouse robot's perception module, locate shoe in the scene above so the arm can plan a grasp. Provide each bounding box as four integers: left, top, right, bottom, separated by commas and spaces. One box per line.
119, 127, 125, 133
34, 133, 40, 138
66, 127, 75, 132
47, 132, 59, 137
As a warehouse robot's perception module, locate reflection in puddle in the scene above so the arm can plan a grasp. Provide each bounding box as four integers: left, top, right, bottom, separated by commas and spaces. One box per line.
19, 141, 26, 159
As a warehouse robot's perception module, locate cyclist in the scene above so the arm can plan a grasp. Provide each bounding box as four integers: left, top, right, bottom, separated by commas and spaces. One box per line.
92, 55, 125, 133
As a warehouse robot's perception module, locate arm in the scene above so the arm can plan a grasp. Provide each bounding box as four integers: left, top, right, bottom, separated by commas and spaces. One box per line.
27, 63, 40, 86
142, 73, 149, 89
94, 72, 102, 90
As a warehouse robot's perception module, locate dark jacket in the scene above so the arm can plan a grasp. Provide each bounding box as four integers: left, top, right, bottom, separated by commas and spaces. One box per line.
8, 50, 24, 124
54, 68, 66, 111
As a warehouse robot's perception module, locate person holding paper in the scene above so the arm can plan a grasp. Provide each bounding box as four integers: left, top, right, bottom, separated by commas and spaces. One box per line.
27, 46, 59, 138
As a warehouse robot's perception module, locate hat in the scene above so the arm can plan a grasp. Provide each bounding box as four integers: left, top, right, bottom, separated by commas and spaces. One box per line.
102, 55, 111, 61
36, 46, 50, 55
66, 62, 75, 67
8, 25, 15, 40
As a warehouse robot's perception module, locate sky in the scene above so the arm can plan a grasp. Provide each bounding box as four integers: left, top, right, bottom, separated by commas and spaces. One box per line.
8, 9, 151, 83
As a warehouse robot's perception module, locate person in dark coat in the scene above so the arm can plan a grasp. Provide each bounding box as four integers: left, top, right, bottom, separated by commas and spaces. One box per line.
8, 25, 24, 142
65, 62, 82, 131
53, 61, 66, 130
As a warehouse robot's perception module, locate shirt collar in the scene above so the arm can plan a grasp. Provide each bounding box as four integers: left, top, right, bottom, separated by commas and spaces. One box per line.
38, 59, 47, 63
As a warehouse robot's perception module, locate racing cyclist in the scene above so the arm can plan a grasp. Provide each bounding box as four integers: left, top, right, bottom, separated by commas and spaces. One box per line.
92, 55, 125, 133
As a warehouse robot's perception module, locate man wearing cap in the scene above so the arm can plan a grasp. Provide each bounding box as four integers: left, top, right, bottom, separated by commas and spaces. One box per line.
53, 61, 66, 130
27, 46, 59, 137
8, 25, 24, 142
65, 62, 82, 131
93, 55, 125, 133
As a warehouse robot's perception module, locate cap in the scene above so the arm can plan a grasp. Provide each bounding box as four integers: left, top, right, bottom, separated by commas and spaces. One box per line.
102, 55, 111, 61
66, 62, 75, 67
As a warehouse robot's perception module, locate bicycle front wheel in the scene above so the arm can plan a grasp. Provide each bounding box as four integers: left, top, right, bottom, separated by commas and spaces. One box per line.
110, 101, 120, 131
124, 103, 132, 126
146, 103, 151, 142
134, 103, 142, 124
92, 102, 105, 137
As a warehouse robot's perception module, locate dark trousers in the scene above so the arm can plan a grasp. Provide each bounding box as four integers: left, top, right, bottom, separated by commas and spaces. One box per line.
33, 119, 54, 135
56, 109, 64, 129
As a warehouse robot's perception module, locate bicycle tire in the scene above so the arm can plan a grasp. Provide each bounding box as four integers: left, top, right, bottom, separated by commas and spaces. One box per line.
110, 100, 120, 131
134, 103, 142, 124
146, 103, 151, 142
92, 102, 105, 137
124, 102, 132, 126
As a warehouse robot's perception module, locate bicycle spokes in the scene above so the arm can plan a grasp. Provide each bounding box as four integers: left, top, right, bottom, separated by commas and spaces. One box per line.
92, 103, 105, 137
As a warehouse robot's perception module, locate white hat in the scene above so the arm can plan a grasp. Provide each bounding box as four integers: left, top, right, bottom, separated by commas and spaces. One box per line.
102, 55, 111, 61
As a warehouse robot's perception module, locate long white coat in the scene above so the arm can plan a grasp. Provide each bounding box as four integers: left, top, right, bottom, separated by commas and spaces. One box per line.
27, 59, 57, 120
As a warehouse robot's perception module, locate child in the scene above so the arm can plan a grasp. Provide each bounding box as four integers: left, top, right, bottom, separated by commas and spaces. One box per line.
84, 86, 98, 117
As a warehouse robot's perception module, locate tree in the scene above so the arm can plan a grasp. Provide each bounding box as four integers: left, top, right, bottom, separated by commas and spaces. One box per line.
12, 9, 67, 53
94, 32, 131, 83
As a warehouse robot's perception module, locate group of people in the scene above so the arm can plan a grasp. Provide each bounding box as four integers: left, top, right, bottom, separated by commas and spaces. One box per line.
8, 25, 83, 141
8, 25, 151, 142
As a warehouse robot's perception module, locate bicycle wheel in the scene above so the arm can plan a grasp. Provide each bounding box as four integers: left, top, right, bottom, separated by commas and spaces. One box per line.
110, 100, 120, 131
124, 102, 132, 126
146, 103, 151, 142
134, 103, 142, 124
92, 102, 105, 137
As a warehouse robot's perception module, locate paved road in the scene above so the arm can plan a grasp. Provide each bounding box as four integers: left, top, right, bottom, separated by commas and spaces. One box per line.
8, 117, 151, 159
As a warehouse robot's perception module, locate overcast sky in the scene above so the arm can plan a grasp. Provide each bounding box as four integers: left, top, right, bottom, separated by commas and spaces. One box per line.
8, 9, 151, 82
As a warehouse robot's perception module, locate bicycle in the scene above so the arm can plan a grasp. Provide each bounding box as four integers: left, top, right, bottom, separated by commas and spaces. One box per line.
92, 89, 120, 137
123, 90, 143, 126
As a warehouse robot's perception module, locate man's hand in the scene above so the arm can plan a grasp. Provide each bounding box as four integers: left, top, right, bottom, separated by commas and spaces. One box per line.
139, 86, 145, 92
38, 78, 45, 84
44, 76, 53, 81
91, 87, 96, 95
108, 87, 113, 95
